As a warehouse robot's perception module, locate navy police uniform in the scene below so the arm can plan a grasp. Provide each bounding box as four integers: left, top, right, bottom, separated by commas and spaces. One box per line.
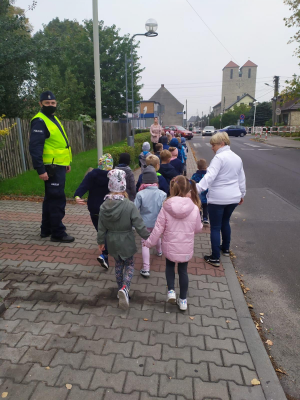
29, 91, 73, 241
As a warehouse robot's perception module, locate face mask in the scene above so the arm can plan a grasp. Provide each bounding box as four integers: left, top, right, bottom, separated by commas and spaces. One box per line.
42, 105, 56, 116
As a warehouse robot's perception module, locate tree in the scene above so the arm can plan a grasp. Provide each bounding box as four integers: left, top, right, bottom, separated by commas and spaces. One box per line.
0, 0, 35, 117
245, 102, 272, 126
30, 18, 144, 120
282, 1, 300, 101
210, 104, 251, 128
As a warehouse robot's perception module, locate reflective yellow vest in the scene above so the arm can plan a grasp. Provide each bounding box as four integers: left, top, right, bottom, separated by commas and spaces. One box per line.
31, 112, 72, 165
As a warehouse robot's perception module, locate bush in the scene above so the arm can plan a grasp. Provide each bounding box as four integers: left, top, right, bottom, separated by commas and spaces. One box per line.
108, 131, 151, 168
135, 128, 150, 134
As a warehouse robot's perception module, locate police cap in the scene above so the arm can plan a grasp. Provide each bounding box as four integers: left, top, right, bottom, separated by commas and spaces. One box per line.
40, 91, 56, 101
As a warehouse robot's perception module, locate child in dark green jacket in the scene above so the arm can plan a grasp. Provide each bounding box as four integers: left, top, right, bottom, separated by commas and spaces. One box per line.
97, 169, 149, 310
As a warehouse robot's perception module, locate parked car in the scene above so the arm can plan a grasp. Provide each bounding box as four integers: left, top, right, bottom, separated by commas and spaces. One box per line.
219, 125, 247, 137
163, 125, 194, 140
202, 126, 216, 136
193, 127, 202, 134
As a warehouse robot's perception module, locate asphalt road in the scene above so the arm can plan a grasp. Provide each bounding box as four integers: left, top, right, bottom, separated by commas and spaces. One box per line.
191, 134, 300, 399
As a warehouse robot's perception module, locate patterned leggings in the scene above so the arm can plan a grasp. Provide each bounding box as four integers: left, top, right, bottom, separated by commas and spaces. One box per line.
114, 256, 135, 291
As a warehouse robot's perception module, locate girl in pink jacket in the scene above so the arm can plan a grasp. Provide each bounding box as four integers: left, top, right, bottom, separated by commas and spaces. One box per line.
144, 176, 202, 310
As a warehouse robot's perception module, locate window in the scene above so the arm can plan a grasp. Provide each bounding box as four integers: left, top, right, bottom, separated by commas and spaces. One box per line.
237, 96, 240, 101
248, 68, 251, 78
230, 69, 233, 79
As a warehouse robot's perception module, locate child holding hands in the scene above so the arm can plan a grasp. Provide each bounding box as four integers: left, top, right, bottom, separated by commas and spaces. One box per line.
97, 169, 149, 310
144, 176, 202, 310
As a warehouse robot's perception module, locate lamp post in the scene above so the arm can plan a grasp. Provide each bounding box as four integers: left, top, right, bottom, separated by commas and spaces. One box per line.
220, 113, 223, 129
252, 101, 258, 134
92, 0, 103, 160
125, 19, 158, 146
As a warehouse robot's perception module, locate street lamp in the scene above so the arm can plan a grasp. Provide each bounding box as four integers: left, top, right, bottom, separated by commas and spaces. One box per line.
92, 0, 103, 160
125, 19, 158, 146
219, 113, 223, 129
252, 101, 258, 134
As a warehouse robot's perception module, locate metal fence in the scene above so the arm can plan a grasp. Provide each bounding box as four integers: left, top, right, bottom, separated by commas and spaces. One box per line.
0, 119, 129, 179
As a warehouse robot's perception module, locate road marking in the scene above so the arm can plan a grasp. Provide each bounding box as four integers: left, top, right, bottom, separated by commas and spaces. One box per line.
240, 148, 254, 150
193, 143, 201, 148
243, 143, 261, 148
258, 149, 272, 151
205, 143, 211, 147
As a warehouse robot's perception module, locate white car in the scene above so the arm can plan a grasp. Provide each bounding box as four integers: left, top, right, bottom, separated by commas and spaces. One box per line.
202, 126, 216, 136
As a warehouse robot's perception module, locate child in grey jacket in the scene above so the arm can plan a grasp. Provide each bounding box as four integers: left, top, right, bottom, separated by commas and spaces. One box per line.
98, 169, 149, 309
134, 165, 167, 277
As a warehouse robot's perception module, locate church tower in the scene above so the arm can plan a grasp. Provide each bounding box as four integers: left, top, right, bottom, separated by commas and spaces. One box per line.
221, 60, 257, 112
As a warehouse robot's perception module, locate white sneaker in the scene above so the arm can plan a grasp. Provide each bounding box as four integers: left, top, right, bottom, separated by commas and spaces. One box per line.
167, 290, 176, 304
118, 285, 129, 310
140, 270, 150, 278
156, 251, 163, 257
177, 298, 187, 311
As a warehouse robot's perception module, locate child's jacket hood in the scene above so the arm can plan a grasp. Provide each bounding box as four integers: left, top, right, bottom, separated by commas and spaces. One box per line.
164, 197, 195, 220
101, 199, 126, 222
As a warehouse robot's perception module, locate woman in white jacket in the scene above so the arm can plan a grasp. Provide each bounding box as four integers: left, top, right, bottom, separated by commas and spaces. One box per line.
196, 132, 246, 267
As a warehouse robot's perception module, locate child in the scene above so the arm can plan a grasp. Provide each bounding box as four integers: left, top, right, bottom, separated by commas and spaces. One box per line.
144, 176, 202, 310
180, 137, 188, 176
136, 154, 169, 194
191, 159, 209, 224
154, 142, 163, 159
116, 153, 136, 201
160, 135, 169, 150
97, 169, 150, 310
139, 142, 151, 169
169, 138, 184, 165
74, 153, 113, 269
134, 166, 167, 277
166, 133, 172, 143
169, 147, 183, 174
158, 150, 179, 184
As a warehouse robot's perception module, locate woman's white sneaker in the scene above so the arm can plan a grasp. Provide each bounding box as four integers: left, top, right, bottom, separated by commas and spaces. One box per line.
177, 298, 187, 311
167, 290, 176, 304
118, 285, 129, 310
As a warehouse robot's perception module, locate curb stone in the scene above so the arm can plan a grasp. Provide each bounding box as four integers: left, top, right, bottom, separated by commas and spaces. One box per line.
221, 256, 286, 400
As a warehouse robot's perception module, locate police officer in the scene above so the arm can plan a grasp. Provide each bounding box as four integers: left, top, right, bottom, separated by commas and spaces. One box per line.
29, 91, 75, 243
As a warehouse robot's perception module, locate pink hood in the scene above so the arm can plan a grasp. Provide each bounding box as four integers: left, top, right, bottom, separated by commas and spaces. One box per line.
170, 148, 178, 161
164, 197, 195, 219
144, 197, 203, 263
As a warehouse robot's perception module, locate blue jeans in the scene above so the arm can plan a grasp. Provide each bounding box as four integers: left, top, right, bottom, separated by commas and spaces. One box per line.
208, 203, 238, 259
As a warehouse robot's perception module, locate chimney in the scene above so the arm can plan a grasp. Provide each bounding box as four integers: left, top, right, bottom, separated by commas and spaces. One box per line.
161, 84, 164, 88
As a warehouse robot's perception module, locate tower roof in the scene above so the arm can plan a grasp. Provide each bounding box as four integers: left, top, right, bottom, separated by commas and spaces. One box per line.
241, 60, 257, 67
223, 61, 239, 69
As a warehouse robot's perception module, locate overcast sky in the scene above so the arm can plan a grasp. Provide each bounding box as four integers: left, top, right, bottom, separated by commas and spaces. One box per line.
16, 0, 299, 118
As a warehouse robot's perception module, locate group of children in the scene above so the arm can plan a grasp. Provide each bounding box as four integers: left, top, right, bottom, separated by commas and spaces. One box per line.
74, 138, 209, 311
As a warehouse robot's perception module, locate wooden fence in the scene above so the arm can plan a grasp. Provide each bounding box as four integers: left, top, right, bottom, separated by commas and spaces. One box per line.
0, 118, 129, 179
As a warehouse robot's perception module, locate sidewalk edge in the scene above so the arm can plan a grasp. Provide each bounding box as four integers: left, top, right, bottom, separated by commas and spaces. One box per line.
221, 256, 287, 400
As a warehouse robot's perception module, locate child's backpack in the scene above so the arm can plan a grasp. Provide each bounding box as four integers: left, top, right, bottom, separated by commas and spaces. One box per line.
191, 172, 208, 204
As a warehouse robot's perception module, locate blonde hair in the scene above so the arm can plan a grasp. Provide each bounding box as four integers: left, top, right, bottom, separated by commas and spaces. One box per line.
110, 191, 129, 199
84, 167, 93, 177
166, 133, 172, 143
177, 137, 181, 143
197, 159, 207, 170
210, 132, 230, 146
160, 149, 172, 162
168, 146, 176, 153
169, 176, 201, 209
146, 154, 160, 170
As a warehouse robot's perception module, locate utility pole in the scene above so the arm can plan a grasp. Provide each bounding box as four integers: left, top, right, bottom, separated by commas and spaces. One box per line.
208, 106, 211, 125
201, 111, 203, 129
273, 76, 279, 125
186, 99, 187, 129
92, 0, 103, 160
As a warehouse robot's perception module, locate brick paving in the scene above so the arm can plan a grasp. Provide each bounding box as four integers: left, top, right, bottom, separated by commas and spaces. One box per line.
0, 146, 267, 399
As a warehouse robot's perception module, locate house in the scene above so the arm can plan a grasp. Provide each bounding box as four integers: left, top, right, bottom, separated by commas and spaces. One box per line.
213, 102, 221, 117
188, 116, 197, 126
278, 96, 300, 125
225, 93, 256, 112
139, 101, 163, 126
148, 84, 184, 126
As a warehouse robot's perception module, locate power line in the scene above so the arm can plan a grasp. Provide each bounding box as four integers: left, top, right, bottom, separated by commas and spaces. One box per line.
142, 77, 275, 88
185, 0, 239, 63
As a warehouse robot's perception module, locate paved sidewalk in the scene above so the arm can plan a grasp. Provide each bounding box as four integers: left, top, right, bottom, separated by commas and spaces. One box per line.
252, 134, 300, 148
0, 147, 285, 399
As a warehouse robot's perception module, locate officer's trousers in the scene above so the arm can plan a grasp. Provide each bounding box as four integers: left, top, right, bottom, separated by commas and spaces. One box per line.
41, 165, 67, 238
